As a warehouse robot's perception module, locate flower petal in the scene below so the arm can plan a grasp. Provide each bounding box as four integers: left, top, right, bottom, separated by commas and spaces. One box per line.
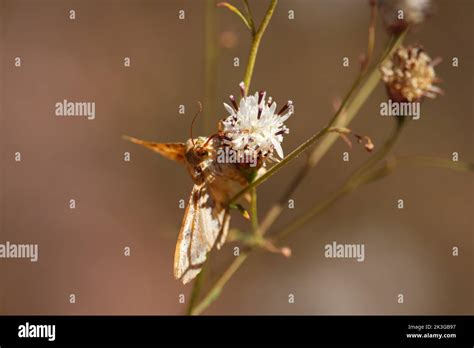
223, 103, 235, 115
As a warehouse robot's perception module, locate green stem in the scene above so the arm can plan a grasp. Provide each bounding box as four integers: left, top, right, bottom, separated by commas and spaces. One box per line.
243, 0, 256, 35
364, 0, 377, 71
276, 187, 348, 242
186, 1, 219, 312
242, 0, 278, 93
274, 121, 405, 241
390, 156, 474, 172
347, 119, 406, 188
190, 253, 249, 315
258, 54, 370, 235
204, 0, 219, 134
275, 154, 474, 242
185, 260, 208, 315
187, 0, 277, 316
250, 187, 259, 233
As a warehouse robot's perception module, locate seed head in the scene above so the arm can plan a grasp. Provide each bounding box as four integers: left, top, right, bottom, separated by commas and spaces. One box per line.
380, 45, 442, 102
378, 0, 432, 33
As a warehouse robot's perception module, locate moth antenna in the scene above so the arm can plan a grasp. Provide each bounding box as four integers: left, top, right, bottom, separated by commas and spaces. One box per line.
203, 132, 220, 148
190, 101, 203, 146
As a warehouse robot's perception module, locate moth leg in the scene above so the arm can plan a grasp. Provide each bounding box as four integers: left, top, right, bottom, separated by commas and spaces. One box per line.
215, 210, 231, 250
229, 203, 250, 220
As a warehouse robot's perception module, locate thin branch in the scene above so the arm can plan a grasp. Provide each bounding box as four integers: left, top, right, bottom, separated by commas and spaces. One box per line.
345, 118, 407, 188
187, 0, 277, 315
243, 0, 256, 35
190, 253, 249, 315
242, 0, 278, 93
185, 261, 208, 314
254, 36, 405, 237
257, 72, 367, 235
217, 2, 253, 32
275, 154, 474, 243
363, 0, 377, 71
380, 155, 474, 173
186, 2, 220, 310
274, 121, 405, 241
204, 0, 219, 133
250, 187, 259, 233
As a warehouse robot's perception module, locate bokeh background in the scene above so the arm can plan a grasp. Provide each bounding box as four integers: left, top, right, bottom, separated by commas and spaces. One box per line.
0, 0, 472, 315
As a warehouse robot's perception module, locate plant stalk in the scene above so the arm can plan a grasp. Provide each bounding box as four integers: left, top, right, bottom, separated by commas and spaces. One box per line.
242, 0, 278, 93
187, 0, 277, 315
191, 31, 407, 315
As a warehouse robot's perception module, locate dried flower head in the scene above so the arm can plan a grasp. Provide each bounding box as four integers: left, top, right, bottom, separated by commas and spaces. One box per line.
221, 83, 293, 164
380, 45, 442, 102
378, 0, 432, 33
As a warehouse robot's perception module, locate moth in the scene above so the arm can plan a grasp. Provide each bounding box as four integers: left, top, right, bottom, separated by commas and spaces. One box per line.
123, 132, 248, 284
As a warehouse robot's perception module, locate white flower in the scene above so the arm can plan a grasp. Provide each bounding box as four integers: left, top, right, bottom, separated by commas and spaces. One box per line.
221, 83, 293, 163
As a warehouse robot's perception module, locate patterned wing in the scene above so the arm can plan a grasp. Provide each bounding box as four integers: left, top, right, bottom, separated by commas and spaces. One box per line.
173, 184, 229, 284
122, 135, 185, 163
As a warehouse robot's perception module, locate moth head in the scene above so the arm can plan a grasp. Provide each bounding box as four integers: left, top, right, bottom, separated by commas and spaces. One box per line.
185, 137, 213, 165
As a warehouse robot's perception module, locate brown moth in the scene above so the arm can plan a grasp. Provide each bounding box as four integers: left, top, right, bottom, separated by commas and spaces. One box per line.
123, 84, 293, 284
123, 134, 248, 284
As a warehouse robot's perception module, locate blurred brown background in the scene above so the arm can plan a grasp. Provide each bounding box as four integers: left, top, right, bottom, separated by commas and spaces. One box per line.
0, 0, 472, 315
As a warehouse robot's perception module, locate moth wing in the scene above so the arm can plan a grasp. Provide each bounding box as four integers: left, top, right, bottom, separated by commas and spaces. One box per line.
174, 184, 229, 284
174, 185, 201, 283
199, 188, 230, 251
206, 178, 238, 249
122, 135, 185, 163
